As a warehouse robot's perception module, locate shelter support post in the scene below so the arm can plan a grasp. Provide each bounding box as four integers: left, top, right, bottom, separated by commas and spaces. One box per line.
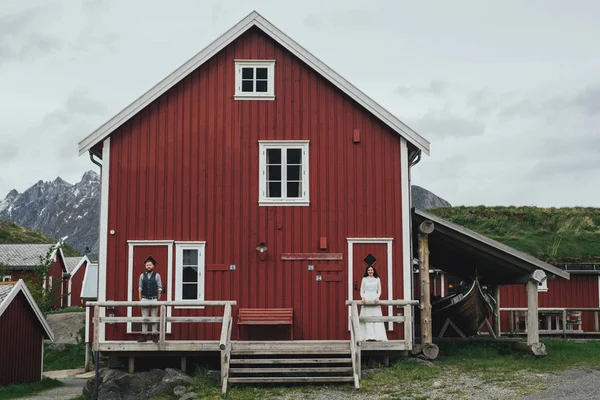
524, 273, 546, 356
492, 285, 501, 337
416, 220, 439, 360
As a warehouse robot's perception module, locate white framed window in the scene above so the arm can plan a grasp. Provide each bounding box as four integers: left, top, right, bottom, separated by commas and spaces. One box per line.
235, 60, 275, 100
538, 279, 548, 292
175, 242, 206, 307
259, 140, 309, 206
2, 275, 11, 282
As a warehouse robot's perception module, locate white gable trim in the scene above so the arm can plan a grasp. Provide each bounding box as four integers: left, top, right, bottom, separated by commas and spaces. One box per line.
70, 255, 90, 278
78, 11, 429, 156
0, 280, 54, 341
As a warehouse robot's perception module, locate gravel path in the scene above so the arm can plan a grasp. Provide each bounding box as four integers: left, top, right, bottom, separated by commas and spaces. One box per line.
518, 368, 600, 400
21, 378, 85, 400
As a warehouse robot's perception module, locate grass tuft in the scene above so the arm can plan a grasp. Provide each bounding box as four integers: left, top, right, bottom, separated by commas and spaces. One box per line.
0, 378, 62, 400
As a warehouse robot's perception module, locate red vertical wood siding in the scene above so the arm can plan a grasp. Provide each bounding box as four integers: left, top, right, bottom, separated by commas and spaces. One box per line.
0, 292, 44, 385
500, 275, 599, 332
104, 27, 408, 341
70, 262, 87, 307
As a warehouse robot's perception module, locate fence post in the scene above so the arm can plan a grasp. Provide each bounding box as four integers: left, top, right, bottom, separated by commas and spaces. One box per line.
159, 305, 167, 350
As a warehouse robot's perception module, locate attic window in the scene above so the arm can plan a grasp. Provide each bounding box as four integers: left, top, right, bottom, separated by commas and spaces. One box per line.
235, 60, 275, 100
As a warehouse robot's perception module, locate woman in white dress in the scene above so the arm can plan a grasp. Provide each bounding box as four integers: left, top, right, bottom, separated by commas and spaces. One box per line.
359, 266, 388, 341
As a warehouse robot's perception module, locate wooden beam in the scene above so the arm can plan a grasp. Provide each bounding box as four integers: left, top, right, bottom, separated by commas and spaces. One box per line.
345, 299, 419, 306
128, 357, 135, 374
516, 270, 547, 284
492, 285, 501, 337
159, 305, 167, 350
181, 356, 187, 373
87, 300, 237, 307
280, 253, 343, 261
418, 221, 433, 345
526, 280, 539, 346
93, 305, 99, 352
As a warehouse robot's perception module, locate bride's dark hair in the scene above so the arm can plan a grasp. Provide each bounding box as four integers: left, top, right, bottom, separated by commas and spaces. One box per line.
363, 265, 379, 278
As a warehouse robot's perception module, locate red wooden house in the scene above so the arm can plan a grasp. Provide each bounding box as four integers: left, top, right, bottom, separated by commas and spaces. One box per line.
64, 255, 90, 307
78, 11, 430, 347
0, 244, 67, 309
0, 280, 54, 385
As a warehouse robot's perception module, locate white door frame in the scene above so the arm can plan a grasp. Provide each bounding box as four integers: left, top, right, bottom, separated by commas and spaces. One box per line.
127, 240, 174, 333
347, 238, 394, 330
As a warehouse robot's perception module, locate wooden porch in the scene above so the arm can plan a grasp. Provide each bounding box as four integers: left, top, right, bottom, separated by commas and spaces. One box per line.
88, 299, 418, 394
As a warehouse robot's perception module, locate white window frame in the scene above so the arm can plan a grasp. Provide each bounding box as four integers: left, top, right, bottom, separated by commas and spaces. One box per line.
234, 60, 275, 100
538, 279, 548, 292
2, 275, 11, 282
175, 242, 206, 308
259, 140, 310, 206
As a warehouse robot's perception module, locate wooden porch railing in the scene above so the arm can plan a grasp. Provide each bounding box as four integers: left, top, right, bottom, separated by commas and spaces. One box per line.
87, 300, 236, 394
500, 307, 600, 337
345, 299, 419, 389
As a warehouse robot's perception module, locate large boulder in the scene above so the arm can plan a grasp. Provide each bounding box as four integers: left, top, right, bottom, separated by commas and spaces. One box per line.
46, 311, 85, 344
83, 368, 194, 400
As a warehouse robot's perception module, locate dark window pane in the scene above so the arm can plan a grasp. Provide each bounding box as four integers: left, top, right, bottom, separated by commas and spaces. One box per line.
287, 182, 301, 198
182, 283, 197, 300
287, 165, 301, 181
242, 67, 253, 79
183, 266, 198, 283
256, 67, 268, 79
287, 149, 302, 164
268, 182, 281, 197
183, 250, 198, 266
268, 165, 281, 181
266, 148, 281, 164
364, 253, 377, 267
241, 80, 253, 92
256, 80, 268, 92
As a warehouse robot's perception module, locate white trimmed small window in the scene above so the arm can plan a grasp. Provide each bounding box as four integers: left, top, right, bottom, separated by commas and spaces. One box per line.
175, 243, 205, 304
235, 60, 275, 100
2, 275, 11, 282
259, 141, 309, 206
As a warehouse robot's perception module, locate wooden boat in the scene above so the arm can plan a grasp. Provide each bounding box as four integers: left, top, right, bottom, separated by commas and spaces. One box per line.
431, 279, 496, 338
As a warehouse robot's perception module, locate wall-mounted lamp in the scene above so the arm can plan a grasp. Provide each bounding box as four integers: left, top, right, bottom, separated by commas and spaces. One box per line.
256, 242, 268, 261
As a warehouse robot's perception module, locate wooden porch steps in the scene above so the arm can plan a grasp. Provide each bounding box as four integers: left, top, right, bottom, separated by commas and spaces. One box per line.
227, 341, 354, 386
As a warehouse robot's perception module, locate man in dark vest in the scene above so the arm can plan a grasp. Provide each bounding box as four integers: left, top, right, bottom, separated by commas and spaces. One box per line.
137, 256, 163, 342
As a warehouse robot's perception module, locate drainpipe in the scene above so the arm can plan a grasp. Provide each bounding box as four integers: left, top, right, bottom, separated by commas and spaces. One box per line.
407, 149, 421, 347
89, 151, 102, 169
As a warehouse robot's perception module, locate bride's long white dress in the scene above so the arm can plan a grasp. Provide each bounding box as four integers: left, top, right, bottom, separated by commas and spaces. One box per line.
359, 277, 388, 341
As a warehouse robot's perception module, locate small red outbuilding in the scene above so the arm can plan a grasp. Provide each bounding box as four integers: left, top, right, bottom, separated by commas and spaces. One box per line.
0, 279, 54, 385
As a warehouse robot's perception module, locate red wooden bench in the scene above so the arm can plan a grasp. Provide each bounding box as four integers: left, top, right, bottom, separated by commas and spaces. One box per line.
237, 308, 294, 340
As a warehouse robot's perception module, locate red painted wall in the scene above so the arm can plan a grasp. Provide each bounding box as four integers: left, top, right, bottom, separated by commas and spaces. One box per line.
500, 275, 599, 332
0, 292, 44, 385
103, 27, 410, 341
70, 262, 87, 307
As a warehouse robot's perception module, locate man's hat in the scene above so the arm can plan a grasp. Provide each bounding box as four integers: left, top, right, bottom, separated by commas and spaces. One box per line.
143, 256, 158, 266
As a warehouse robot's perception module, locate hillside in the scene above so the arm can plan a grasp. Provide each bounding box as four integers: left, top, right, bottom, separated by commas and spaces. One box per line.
428, 206, 600, 264
0, 220, 80, 257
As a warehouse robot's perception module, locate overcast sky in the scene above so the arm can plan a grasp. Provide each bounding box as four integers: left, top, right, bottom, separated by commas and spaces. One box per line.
1, 0, 598, 207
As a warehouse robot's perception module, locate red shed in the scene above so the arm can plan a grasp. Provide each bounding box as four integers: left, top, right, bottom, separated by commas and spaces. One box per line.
78, 11, 430, 345
0, 280, 54, 385
0, 244, 67, 309
64, 256, 90, 307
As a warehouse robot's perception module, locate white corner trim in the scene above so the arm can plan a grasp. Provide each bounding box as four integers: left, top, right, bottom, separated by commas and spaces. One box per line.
77, 12, 429, 156
68, 277, 72, 307
98, 137, 110, 342
347, 238, 394, 330
0, 280, 54, 341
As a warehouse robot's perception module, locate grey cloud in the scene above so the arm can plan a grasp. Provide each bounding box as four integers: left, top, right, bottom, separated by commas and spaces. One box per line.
572, 84, 600, 116
410, 111, 486, 139
395, 80, 449, 96
0, 5, 61, 64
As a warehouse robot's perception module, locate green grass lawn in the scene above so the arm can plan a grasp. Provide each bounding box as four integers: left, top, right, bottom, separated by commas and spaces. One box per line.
428, 206, 600, 264
44, 343, 86, 372
177, 340, 600, 400
0, 378, 62, 400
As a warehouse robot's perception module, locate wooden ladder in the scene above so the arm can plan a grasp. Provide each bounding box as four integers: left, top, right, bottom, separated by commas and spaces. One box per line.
227, 341, 355, 386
